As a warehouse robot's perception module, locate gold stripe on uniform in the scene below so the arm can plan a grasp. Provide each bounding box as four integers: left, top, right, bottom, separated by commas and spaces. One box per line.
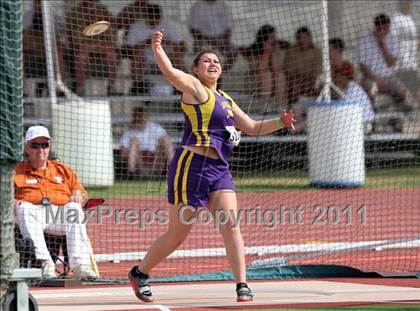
199, 88, 216, 146
173, 148, 189, 205
182, 103, 202, 145
181, 151, 194, 204
219, 90, 238, 110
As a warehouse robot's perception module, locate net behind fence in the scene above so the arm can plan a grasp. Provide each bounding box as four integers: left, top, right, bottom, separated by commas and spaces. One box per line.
0, 0, 22, 301
14, 0, 420, 283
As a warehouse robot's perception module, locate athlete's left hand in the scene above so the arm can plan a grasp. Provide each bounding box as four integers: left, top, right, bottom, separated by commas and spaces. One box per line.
281, 110, 296, 132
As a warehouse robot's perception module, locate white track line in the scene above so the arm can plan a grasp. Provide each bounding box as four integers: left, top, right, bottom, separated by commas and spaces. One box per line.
91, 238, 420, 263
153, 305, 171, 311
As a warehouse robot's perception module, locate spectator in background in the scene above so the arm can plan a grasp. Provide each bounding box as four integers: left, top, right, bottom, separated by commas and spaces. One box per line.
126, 4, 187, 95
188, 0, 237, 71
119, 106, 174, 178
65, 0, 118, 95
23, 0, 66, 92
291, 61, 374, 135
115, 0, 149, 31
390, 0, 419, 108
329, 38, 346, 67
14, 126, 98, 280
331, 62, 375, 132
356, 14, 410, 112
239, 25, 287, 111
114, 0, 149, 84
329, 37, 375, 131
329, 37, 363, 84
284, 27, 322, 107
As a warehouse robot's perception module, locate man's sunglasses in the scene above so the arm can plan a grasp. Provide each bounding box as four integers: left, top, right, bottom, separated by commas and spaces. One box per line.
30, 142, 50, 149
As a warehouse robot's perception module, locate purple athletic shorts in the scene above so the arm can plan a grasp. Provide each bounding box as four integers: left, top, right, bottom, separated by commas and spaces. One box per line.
167, 147, 235, 208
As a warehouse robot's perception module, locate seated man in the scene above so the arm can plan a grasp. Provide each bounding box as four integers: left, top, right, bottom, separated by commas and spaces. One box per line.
65, 0, 118, 95
115, 0, 149, 59
239, 24, 287, 111
331, 62, 375, 133
329, 37, 365, 90
390, 0, 418, 108
284, 27, 322, 107
125, 3, 186, 95
115, 0, 149, 31
356, 14, 410, 112
188, 0, 237, 71
23, 0, 66, 95
14, 126, 98, 279
119, 106, 174, 178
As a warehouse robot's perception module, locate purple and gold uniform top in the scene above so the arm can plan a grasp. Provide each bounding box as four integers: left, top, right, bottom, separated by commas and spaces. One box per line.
180, 85, 238, 163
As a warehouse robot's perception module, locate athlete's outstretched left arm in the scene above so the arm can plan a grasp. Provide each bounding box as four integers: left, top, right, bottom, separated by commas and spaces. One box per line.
233, 103, 296, 136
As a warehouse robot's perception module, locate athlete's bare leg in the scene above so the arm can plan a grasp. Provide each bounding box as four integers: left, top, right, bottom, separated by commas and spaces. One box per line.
208, 190, 246, 283
137, 204, 196, 274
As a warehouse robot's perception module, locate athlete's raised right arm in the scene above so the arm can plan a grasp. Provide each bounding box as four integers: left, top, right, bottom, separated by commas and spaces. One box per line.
151, 29, 206, 102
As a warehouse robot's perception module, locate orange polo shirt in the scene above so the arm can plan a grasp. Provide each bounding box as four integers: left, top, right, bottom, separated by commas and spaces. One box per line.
14, 160, 87, 206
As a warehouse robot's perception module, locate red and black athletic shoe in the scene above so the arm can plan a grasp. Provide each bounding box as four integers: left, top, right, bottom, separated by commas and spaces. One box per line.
128, 267, 153, 302
236, 283, 254, 302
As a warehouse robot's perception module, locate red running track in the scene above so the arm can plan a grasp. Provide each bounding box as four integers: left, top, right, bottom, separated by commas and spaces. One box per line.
85, 188, 420, 279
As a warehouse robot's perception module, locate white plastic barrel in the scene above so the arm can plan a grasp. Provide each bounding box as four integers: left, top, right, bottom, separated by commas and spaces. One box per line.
307, 99, 365, 187
51, 100, 114, 187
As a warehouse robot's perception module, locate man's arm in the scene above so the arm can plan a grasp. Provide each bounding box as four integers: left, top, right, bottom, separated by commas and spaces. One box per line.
158, 134, 174, 164
375, 32, 397, 68
118, 131, 133, 169
70, 189, 88, 207
66, 164, 88, 207
359, 62, 383, 84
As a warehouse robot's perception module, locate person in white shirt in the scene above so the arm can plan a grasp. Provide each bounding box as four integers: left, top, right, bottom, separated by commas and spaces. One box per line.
119, 106, 174, 178
23, 0, 67, 84
188, 0, 237, 71
390, 0, 418, 105
332, 62, 375, 133
356, 14, 410, 112
126, 4, 186, 94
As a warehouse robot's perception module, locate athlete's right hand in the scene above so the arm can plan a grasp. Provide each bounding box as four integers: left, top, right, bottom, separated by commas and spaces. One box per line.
151, 28, 164, 49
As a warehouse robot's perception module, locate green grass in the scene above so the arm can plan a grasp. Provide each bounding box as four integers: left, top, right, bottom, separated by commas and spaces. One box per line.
87, 179, 167, 197
366, 167, 420, 188
233, 306, 420, 311
236, 166, 420, 191
86, 167, 420, 198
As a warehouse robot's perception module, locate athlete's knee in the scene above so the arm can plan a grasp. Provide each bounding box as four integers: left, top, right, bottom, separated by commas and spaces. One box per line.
177, 204, 197, 224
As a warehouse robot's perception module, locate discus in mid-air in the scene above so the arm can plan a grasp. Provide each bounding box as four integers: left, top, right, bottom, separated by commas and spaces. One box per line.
82, 21, 111, 36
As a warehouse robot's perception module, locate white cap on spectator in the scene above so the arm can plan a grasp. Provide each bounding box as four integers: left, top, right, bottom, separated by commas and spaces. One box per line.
25, 126, 52, 143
